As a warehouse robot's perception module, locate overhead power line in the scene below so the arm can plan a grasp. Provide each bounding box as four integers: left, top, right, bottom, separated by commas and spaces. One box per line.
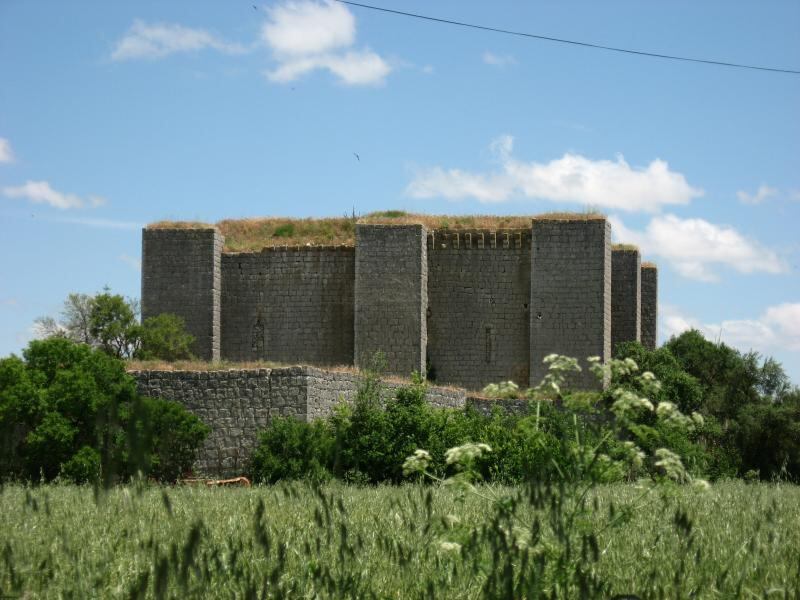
335, 0, 800, 75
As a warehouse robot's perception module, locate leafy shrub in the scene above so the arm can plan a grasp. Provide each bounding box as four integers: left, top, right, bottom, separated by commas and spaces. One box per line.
250, 336, 798, 484
139, 396, 210, 481
733, 399, 800, 479
0, 338, 209, 483
615, 341, 703, 414
251, 365, 648, 485
136, 314, 195, 361
60, 446, 101, 484
618, 332, 799, 480
251, 417, 334, 483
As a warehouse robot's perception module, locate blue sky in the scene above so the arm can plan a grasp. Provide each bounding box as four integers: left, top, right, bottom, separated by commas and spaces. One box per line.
1, 0, 798, 381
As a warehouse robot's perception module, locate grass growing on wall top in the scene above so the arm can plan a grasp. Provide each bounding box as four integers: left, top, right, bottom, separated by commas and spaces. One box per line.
532, 211, 606, 221
218, 217, 356, 252
147, 211, 608, 252
124, 360, 466, 390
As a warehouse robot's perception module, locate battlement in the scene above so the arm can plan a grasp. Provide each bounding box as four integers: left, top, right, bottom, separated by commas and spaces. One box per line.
141, 213, 658, 390
428, 229, 531, 250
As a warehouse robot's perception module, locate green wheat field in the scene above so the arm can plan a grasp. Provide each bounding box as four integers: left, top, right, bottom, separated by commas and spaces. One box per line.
1, 480, 799, 598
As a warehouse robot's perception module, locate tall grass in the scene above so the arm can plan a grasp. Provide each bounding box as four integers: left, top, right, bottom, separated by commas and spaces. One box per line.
1, 481, 798, 598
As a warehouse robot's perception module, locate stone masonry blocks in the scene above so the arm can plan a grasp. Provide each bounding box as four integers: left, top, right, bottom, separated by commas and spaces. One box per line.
530, 219, 611, 389
354, 224, 428, 376
220, 247, 354, 365
141, 228, 222, 361
611, 248, 641, 354
641, 265, 658, 350
140, 218, 654, 392
426, 229, 531, 390
131, 367, 465, 477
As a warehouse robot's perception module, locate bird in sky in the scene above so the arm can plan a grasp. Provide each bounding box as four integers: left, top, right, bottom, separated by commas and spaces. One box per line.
353, 152, 360, 161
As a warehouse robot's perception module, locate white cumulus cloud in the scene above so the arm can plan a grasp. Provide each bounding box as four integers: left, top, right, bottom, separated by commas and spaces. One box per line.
3, 181, 106, 210
267, 50, 390, 85
406, 136, 703, 212
737, 184, 778, 205
112, 20, 247, 61
0, 138, 14, 163
662, 303, 800, 353
262, 0, 391, 86
263, 0, 355, 55
610, 214, 785, 282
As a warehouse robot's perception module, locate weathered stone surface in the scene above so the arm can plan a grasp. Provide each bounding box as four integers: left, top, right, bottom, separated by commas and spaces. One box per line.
641, 265, 658, 350
221, 247, 354, 365
530, 219, 611, 389
427, 229, 531, 391
132, 367, 465, 477
354, 224, 427, 376
141, 220, 653, 392
611, 248, 641, 354
141, 228, 223, 361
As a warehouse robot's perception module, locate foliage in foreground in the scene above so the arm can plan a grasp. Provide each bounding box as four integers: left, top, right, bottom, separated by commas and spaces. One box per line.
251, 354, 714, 486
0, 481, 798, 598
0, 338, 209, 483
617, 332, 800, 480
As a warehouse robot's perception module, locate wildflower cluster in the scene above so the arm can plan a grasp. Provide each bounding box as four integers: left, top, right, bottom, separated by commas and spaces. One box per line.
532, 353, 582, 396
481, 380, 519, 399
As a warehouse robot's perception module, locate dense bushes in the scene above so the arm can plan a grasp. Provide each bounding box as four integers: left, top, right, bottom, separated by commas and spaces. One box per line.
250, 365, 709, 485
0, 338, 209, 483
253, 330, 799, 485
617, 332, 800, 480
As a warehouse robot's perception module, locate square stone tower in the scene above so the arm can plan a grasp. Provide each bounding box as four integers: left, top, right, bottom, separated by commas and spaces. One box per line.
530, 216, 611, 389
141, 227, 223, 361
611, 245, 641, 354
641, 263, 658, 350
354, 224, 428, 376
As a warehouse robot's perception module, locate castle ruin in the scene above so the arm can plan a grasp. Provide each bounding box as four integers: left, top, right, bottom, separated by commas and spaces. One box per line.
140, 214, 658, 392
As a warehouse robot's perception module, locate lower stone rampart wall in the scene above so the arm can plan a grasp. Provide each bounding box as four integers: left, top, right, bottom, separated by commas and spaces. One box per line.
131, 367, 468, 477
132, 368, 308, 477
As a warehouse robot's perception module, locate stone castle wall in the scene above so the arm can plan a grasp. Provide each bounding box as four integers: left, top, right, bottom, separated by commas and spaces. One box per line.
220, 247, 354, 365
132, 367, 469, 477
141, 218, 656, 391
427, 230, 531, 390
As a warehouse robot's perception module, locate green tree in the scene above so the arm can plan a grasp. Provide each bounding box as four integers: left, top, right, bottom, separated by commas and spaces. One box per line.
34, 292, 94, 343
136, 314, 194, 361
89, 292, 140, 358
35, 289, 194, 362
0, 338, 208, 483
